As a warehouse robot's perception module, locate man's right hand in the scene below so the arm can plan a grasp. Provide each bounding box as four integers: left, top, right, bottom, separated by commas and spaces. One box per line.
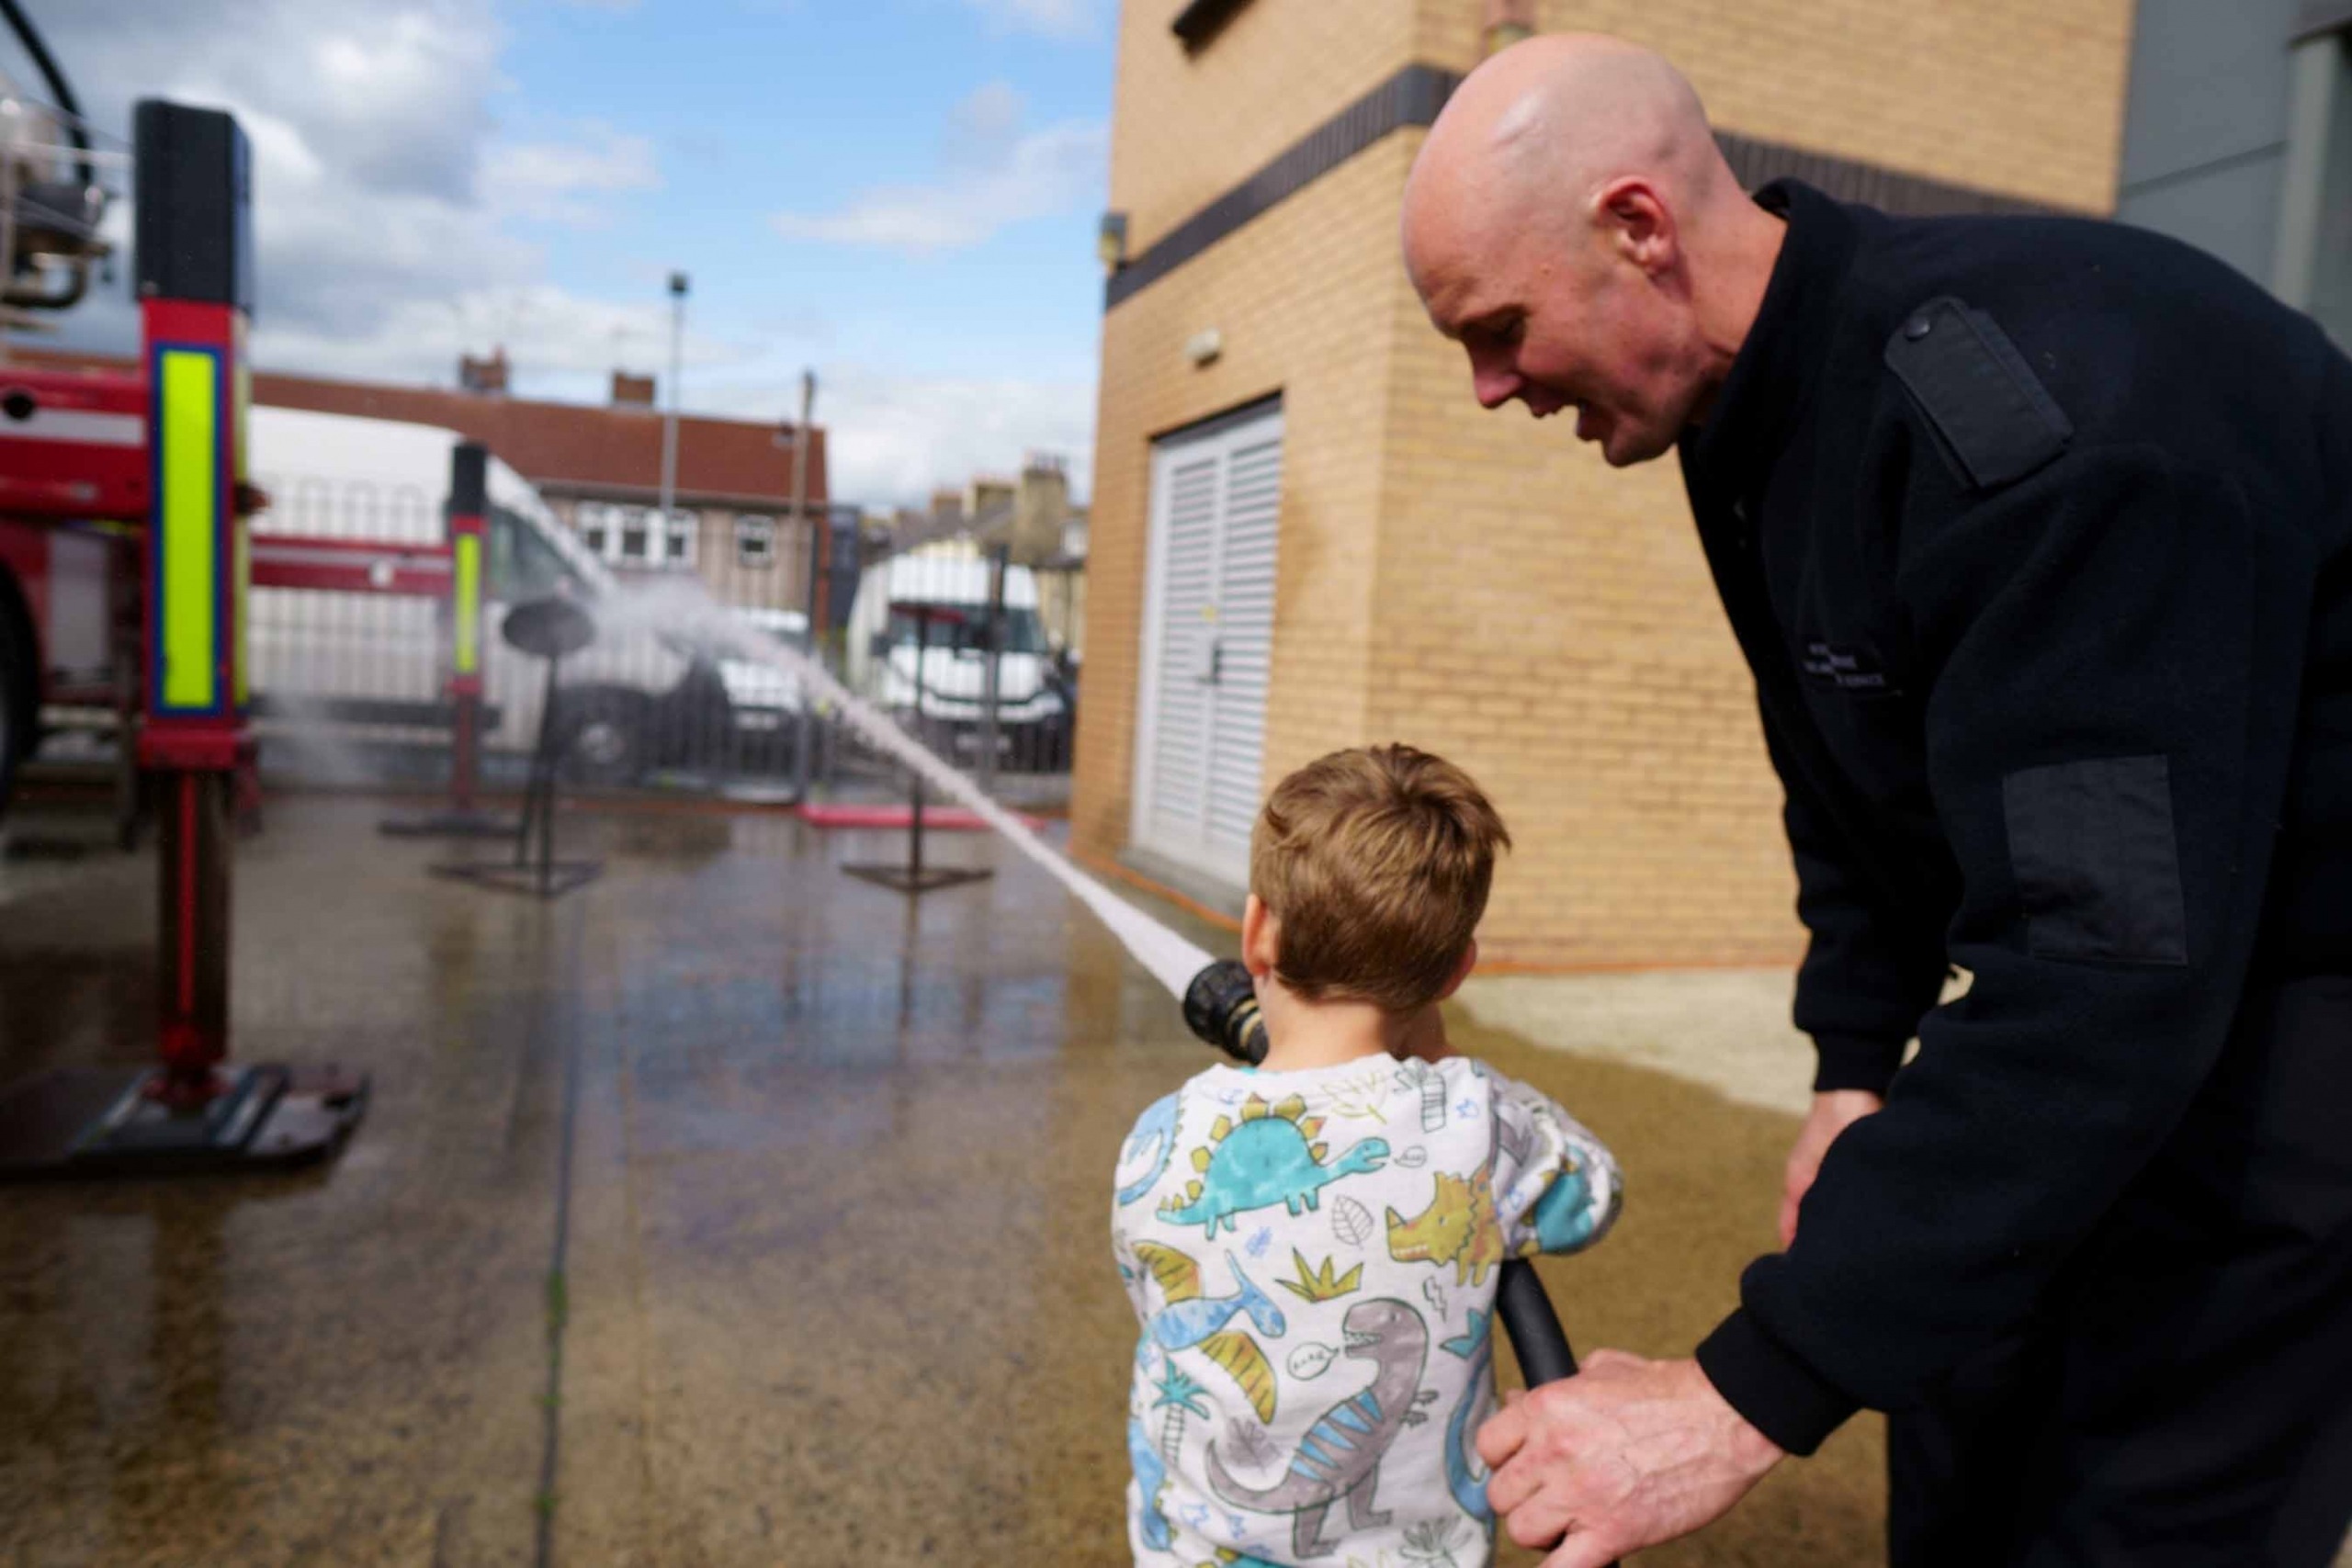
1781, 1089, 1883, 1249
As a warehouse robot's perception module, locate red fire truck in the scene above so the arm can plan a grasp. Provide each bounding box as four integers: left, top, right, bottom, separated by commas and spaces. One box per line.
0, 6, 130, 819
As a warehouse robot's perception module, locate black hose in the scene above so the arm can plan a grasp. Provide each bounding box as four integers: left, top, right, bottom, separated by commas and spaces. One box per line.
1495, 1255, 1578, 1386
0, 0, 94, 193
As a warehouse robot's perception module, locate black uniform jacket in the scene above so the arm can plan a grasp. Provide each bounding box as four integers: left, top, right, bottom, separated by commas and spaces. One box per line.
1679, 180, 2352, 1454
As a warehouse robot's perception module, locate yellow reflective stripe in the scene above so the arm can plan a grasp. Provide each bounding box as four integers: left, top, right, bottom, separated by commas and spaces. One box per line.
454, 533, 481, 675
160, 349, 218, 710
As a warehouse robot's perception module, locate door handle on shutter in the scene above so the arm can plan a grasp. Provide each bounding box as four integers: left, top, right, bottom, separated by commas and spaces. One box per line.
1195, 641, 1222, 685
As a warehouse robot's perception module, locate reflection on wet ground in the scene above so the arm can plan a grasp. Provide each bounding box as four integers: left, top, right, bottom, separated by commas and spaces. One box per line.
0, 795, 1882, 1566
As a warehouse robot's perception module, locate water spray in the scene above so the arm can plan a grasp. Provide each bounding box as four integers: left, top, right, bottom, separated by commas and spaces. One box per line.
650, 592, 1581, 1394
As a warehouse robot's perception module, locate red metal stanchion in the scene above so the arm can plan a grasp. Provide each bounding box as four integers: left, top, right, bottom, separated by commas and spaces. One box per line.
380, 440, 514, 839
0, 99, 366, 1178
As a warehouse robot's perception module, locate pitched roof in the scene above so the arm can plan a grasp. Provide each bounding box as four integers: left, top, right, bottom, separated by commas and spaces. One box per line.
252, 370, 827, 510
6, 348, 827, 510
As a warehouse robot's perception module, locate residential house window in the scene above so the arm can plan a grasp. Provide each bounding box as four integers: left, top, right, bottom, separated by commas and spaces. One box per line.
664, 508, 698, 569
611, 508, 648, 564
554, 500, 697, 570
577, 501, 614, 558
736, 513, 776, 567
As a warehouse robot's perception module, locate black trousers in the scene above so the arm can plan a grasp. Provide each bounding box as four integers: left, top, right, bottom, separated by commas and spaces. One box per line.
1888, 976, 2352, 1567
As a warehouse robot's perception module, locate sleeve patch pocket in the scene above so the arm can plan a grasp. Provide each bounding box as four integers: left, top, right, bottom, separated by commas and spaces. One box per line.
2002, 755, 2189, 965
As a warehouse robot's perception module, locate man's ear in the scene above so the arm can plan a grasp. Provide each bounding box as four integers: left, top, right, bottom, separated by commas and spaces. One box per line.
1433, 938, 1479, 1003
1592, 175, 1677, 276
1242, 895, 1280, 979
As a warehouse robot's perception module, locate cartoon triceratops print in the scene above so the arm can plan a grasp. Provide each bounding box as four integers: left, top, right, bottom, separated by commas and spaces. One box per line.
1385, 1168, 1505, 1286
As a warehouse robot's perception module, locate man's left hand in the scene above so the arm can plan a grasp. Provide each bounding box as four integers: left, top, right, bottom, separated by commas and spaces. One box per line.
1477, 1350, 1783, 1565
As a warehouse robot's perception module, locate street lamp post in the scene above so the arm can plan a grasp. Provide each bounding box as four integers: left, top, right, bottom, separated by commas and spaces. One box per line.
657, 270, 687, 537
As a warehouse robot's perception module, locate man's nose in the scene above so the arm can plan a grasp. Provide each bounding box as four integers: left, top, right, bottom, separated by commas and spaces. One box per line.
1472, 360, 1520, 410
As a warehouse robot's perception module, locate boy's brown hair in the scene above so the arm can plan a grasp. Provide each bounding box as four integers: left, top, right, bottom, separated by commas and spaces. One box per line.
1250, 744, 1510, 1012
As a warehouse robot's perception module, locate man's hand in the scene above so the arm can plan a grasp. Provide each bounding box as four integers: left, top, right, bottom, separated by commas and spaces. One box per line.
1780, 1089, 1883, 1249
1478, 1352, 1783, 1565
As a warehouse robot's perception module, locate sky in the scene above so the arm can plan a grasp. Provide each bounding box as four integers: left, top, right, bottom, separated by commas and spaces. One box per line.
18, 0, 1115, 507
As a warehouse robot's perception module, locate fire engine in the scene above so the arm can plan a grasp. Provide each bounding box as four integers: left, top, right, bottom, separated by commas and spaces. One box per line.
0, 3, 127, 818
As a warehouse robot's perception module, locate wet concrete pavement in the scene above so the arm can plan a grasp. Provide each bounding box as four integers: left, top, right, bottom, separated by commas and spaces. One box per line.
0, 795, 1883, 1566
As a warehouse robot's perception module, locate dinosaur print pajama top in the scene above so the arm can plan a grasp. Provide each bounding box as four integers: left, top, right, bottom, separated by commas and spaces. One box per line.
1112, 1055, 1621, 1567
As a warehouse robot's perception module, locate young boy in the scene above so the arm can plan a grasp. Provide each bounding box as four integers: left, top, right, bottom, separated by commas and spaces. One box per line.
1112, 744, 1621, 1566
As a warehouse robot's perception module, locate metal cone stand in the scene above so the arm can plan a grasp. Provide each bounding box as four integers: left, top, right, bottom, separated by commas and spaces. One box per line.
842, 602, 992, 894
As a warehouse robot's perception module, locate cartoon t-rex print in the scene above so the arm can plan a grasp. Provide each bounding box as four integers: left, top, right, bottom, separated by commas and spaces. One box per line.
1438, 1308, 1495, 1523
1385, 1169, 1505, 1285
1159, 1093, 1389, 1237
1135, 1242, 1286, 1422
1120, 1092, 1182, 1207
1203, 1297, 1436, 1560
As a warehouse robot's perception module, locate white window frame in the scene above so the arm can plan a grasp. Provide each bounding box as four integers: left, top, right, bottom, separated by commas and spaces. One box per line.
576, 500, 616, 559
616, 506, 652, 566
735, 513, 776, 567
664, 508, 699, 570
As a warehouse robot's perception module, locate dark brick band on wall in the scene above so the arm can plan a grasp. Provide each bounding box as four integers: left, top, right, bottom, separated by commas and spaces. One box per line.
1104, 64, 1461, 310
1104, 62, 2064, 310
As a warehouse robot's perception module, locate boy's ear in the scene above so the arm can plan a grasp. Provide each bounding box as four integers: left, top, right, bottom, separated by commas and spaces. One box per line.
1242, 895, 1279, 979
1433, 938, 1479, 1003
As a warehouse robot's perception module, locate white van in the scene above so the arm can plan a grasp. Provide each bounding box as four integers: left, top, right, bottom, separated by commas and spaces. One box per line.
843, 547, 1069, 768
248, 406, 796, 783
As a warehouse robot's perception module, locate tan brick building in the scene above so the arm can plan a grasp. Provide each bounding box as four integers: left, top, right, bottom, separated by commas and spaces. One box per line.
1074, 0, 2135, 967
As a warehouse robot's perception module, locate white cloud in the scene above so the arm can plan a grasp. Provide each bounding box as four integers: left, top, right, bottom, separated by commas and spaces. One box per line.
773, 85, 1104, 255
32, 0, 662, 375
956, 0, 1097, 39
945, 80, 1026, 161
481, 124, 662, 226
24, 2, 1099, 513
704, 365, 1093, 508
254, 281, 744, 389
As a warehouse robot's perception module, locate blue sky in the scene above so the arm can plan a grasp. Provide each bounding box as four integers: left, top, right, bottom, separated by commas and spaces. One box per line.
28, 0, 1117, 504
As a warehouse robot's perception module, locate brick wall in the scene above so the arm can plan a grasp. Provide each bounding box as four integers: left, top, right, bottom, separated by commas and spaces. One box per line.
1079, 0, 2134, 968
1078, 145, 1412, 865
1422, 0, 2135, 213
1364, 193, 1797, 966
1109, 0, 1422, 252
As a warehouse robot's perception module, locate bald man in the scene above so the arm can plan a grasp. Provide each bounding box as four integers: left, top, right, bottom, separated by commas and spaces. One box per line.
1404, 34, 2352, 1568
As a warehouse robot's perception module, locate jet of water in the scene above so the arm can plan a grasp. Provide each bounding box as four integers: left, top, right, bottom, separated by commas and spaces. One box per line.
640, 586, 1222, 1002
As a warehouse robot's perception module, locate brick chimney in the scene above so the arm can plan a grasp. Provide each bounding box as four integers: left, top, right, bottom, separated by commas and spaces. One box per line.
458, 346, 509, 395
610, 369, 656, 408
1011, 452, 1069, 566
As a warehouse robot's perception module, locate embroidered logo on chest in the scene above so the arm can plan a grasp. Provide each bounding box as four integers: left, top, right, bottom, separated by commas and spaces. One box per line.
1800, 640, 1898, 694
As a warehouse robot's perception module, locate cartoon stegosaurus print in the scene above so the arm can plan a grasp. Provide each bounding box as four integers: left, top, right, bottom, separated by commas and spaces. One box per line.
1159, 1093, 1390, 1237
